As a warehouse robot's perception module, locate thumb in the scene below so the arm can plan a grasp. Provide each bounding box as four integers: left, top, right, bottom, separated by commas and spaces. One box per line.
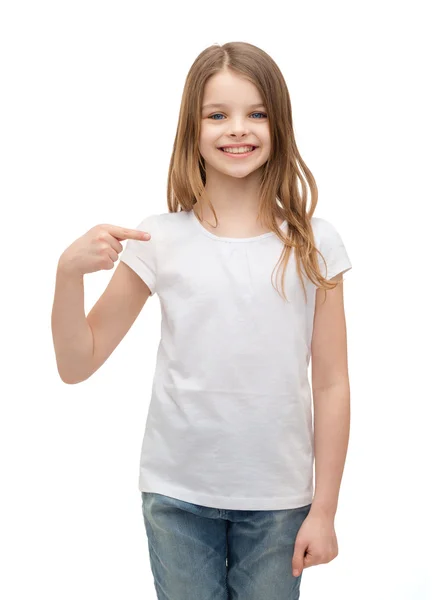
292, 538, 307, 577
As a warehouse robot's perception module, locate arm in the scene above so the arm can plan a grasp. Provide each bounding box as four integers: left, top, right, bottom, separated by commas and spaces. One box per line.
51, 259, 94, 384
310, 272, 351, 520
51, 259, 152, 384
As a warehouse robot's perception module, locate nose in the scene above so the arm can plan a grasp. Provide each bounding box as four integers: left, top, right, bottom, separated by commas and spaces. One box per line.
228, 116, 251, 137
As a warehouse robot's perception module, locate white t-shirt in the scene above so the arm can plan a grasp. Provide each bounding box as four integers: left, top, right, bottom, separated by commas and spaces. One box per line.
119, 208, 352, 510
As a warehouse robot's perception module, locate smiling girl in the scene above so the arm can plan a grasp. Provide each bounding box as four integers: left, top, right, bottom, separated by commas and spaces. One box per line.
52, 41, 353, 600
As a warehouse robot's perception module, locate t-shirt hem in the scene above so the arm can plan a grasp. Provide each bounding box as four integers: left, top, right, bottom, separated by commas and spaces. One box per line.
327, 260, 352, 280
139, 479, 313, 511
119, 251, 156, 294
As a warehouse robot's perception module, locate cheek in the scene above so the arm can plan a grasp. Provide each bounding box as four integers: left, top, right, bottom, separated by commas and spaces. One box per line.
199, 124, 213, 143
261, 137, 271, 155
199, 132, 210, 151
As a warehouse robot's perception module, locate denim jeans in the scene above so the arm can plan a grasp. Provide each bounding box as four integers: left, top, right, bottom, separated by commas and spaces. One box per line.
141, 491, 312, 600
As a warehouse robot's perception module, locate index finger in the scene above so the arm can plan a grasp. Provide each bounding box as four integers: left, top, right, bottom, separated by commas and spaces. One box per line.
108, 225, 151, 241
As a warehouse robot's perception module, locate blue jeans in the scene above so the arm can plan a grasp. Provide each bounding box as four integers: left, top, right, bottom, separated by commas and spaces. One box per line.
141, 491, 312, 599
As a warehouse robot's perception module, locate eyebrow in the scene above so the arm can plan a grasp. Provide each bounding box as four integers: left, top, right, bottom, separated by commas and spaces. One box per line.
202, 102, 266, 110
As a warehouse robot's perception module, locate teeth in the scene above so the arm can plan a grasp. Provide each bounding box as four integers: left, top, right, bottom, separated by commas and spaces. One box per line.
221, 146, 255, 154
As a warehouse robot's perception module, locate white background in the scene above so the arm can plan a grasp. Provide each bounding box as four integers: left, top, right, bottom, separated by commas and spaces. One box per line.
1, 1, 443, 598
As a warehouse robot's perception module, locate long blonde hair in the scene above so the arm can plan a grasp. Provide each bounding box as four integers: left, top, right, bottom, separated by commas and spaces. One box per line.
166, 41, 338, 303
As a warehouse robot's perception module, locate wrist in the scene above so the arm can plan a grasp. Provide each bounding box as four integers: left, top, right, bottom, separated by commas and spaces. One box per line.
57, 255, 84, 280
309, 501, 337, 520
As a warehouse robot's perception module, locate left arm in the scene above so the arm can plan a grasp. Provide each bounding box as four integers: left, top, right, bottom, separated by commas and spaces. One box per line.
310, 272, 351, 520
291, 272, 351, 576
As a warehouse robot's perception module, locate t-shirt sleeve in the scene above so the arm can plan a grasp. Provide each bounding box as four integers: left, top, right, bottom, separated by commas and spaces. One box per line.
119, 214, 158, 295
314, 217, 352, 280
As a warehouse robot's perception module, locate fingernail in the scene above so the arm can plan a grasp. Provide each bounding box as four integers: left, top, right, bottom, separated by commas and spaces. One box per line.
293, 570, 299, 577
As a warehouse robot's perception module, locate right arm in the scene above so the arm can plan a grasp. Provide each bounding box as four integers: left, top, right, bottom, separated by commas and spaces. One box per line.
51, 222, 154, 384
52, 259, 152, 384
51, 261, 94, 384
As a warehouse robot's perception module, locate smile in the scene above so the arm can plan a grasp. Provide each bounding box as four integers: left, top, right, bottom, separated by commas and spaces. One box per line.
218, 147, 258, 158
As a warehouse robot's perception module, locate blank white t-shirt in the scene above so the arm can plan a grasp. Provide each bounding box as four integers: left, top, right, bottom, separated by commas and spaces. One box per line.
119, 208, 352, 510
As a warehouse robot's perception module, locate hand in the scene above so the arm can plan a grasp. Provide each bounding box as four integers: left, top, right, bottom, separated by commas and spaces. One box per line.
291, 509, 339, 577
58, 224, 151, 277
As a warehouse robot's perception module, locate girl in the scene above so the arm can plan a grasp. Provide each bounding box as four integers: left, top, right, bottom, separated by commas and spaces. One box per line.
52, 41, 352, 600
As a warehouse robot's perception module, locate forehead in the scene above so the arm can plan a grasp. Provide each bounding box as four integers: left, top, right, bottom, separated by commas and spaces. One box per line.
201, 71, 264, 106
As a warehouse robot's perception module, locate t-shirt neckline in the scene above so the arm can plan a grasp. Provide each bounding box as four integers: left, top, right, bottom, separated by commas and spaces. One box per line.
189, 209, 287, 243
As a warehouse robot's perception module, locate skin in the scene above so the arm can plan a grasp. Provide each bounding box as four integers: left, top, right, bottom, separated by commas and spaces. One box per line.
292, 273, 350, 577
197, 68, 282, 235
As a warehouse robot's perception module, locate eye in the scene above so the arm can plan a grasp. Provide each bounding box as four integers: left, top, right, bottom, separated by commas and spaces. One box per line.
208, 112, 268, 120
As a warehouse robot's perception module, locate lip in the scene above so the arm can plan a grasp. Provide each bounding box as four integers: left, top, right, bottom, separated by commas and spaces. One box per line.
218, 147, 258, 158
218, 144, 258, 149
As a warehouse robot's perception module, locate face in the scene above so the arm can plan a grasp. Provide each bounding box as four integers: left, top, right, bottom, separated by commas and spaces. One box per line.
199, 70, 271, 180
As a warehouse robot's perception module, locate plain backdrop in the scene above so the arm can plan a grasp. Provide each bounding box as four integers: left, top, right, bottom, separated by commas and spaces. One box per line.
1, 1, 443, 598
